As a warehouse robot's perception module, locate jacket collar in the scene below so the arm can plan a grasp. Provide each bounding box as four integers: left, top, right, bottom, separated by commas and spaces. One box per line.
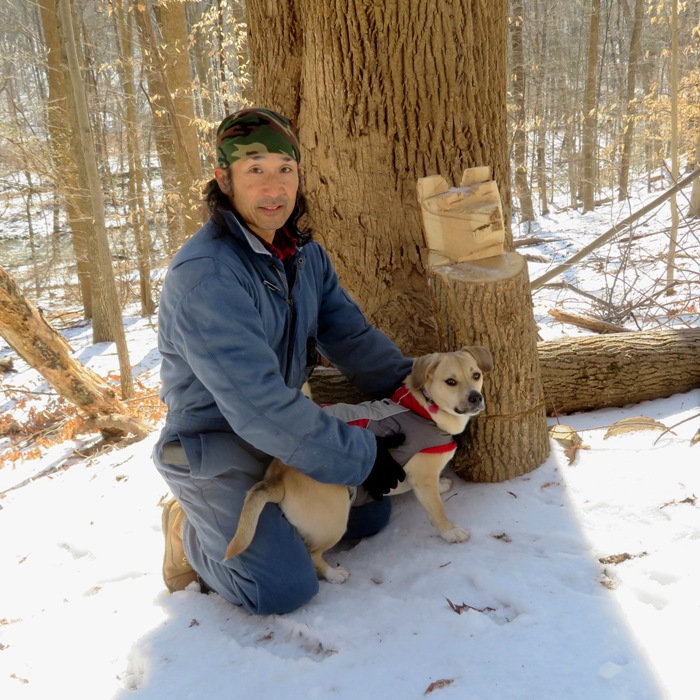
391, 384, 435, 422
219, 210, 301, 259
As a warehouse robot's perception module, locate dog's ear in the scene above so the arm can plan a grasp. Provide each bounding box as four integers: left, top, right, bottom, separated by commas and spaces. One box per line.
461, 346, 493, 373
408, 353, 442, 390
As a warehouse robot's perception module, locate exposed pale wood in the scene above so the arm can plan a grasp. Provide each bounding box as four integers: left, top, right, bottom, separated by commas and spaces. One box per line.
0, 266, 151, 439
549, 309, 630, 334
417, 170, 506, 264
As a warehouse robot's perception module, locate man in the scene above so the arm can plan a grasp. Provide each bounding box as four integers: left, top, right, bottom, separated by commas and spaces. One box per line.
153, 107, 411, 615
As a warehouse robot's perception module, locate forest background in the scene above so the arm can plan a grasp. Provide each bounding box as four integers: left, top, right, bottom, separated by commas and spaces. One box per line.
0, 0, 699, 456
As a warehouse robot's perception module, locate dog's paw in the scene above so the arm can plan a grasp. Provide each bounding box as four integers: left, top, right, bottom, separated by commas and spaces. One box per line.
438, 476, 453, 494
323, 565, 350, 584
440, 526, 470, 543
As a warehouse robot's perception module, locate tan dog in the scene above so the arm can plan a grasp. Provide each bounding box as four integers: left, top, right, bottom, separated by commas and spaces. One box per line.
225, 346, 493, 583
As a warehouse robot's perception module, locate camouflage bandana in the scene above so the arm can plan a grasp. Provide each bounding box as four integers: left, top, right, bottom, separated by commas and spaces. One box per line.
215, 108, 301, 168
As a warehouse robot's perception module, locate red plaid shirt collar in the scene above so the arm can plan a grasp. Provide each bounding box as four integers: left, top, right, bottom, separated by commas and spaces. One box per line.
254, 226, 298, 261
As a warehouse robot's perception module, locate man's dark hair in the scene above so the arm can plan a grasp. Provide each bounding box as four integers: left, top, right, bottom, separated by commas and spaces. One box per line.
204, 172, 312, 244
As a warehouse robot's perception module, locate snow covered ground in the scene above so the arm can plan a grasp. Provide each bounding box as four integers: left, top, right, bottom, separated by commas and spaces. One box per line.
1, 186, 699, 699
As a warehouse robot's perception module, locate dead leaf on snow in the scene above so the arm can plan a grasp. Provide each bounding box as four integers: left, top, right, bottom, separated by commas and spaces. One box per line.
445, 597, 496, 615
549, 424, 589, 464
691, 427, 699, 446
660, 495, 697, 509
598, 552, 648, 565
425, 678, 454, 694
604, 416, 670, 440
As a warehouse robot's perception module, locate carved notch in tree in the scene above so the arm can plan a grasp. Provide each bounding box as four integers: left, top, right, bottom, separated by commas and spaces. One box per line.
416, 170, 549, 483
0, 266, 151, 439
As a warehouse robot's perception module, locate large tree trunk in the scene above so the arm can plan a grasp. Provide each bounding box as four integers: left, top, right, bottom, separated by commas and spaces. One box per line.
0, 267, 149, 439
247, 0, 511, 356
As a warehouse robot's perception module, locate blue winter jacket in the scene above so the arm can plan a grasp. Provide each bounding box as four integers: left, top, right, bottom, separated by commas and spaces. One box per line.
157, 210, 412, 486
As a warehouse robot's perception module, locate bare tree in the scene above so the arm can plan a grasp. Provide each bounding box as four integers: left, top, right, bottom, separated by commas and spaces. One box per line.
581, 0, 601, 212
510, 0, 535, 225
56, 0, 133, 398
618, 0, 644, 201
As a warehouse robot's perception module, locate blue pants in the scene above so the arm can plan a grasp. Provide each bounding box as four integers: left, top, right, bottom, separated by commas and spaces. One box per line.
154, 434, 391, 615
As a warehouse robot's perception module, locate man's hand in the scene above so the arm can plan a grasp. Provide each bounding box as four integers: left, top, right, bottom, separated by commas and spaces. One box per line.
362, 433, 406, 501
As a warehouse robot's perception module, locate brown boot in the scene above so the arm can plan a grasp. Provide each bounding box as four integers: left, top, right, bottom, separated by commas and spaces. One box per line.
161, 498, 200, 592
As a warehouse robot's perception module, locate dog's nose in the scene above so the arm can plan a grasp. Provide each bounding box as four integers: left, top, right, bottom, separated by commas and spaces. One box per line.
468, 390, 483, 407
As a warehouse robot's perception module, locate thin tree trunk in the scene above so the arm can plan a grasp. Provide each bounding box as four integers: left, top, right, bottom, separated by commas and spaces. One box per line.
115, 0, 155, 315
617, 0, 644, 201
531, 166, 700, 289
510, 0, 535, 225
533, 0, 549, 216
143, 0, 203, 243
666, 0, 679, 295
57, 0, 134, 399
134, 5, 182, 256
689, 126, 700, 217
581, 0, 601, 212
38, 0, 93, 317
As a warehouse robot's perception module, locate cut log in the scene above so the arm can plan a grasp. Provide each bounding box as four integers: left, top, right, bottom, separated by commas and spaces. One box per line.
0, 265, 151, 439
539, 328, 700, 415
309, 327, 700, 426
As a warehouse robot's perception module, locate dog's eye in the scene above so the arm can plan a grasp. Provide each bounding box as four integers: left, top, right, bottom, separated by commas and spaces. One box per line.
445, 378, 457, 386
473, 372, 481, 381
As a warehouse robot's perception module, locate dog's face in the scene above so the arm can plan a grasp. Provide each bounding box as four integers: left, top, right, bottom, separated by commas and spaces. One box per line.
408, 346, 493, 417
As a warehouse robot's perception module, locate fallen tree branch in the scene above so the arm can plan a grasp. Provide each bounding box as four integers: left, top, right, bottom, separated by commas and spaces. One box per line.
548, 308, 631, 334
532, 167, 700, 289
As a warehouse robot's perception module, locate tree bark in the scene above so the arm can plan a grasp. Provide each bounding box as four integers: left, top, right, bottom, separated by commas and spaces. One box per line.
133, 5, 182, 256
247, 0, 511, 356
150, 0, 204, 242
0, 267, 149, 439
115, 0, 156, 316
426, 253, 549, 482
540, 328, 700, 416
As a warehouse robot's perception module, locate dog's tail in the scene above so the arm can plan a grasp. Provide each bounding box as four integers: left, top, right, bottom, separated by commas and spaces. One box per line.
225, 479, 284, 559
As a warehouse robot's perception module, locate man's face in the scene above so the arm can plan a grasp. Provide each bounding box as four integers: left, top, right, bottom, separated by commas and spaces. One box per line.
217, 153, 300, 243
